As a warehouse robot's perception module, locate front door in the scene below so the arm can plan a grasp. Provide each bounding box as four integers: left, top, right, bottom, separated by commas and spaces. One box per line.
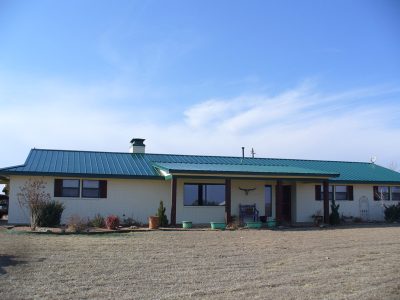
282, 185, 292, 223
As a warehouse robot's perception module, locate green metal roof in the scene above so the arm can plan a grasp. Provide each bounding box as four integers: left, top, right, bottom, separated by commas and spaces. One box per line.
1, 148, 400, 183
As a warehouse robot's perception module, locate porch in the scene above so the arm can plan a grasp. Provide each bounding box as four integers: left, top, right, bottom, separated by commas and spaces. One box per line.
167, 176, 332, 226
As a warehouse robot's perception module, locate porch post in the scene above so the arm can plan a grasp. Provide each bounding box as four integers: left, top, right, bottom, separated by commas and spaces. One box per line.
171, 176, 177, 226
323, 180, 329, 224
276, 179, 283, 223
225, 178, 232, 224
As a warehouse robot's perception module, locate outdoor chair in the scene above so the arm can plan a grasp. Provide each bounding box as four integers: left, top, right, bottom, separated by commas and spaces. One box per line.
239, 204, 259, 223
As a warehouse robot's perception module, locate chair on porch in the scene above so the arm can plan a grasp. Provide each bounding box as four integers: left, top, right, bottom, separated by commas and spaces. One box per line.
239, 204, 259, 224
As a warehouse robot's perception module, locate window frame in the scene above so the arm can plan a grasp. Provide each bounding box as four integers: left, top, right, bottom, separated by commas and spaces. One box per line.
374, 186, 390, 201
183, 183, 226, 206
82, 180, 101, 198
265, 185, 273, 218
315, 185, 353, 201
56, 179, 80, 198
391, 186, 400, 201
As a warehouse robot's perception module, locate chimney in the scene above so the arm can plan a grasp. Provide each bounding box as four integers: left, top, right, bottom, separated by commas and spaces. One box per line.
129, 138, 146, 154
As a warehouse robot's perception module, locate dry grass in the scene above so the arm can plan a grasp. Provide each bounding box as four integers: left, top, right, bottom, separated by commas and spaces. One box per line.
1, 226, 400, 299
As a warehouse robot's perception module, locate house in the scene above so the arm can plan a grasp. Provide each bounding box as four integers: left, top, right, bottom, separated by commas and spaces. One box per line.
1, 138, 400, 225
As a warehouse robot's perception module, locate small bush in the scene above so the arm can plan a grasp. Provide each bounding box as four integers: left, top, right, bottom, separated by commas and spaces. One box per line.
329, 199, 340, 225
67, 214, 88, 233
157, 201, 169, 227
121, 216, 141, 227
384, 203, 400, 223
37, 200, 65, 227
89, 214, 105, 228
105, 215, 120, 230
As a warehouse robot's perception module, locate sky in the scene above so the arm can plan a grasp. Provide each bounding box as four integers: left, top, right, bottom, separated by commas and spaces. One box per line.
0, 0, 400, 175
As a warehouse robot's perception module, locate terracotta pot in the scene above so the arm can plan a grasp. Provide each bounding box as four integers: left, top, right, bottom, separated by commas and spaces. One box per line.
148, 216, 159, 229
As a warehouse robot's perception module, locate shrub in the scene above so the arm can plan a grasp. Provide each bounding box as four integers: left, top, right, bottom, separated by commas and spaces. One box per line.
17, 179, 51, 230
157, 201, 169, 227
329, 198, 340, 225
37, 200, 65, 227
105, 215, 120, 230
67, 214, 88, 233
384, 203, 400, 223
121, 216, 141, 227
89, 214, 105, 228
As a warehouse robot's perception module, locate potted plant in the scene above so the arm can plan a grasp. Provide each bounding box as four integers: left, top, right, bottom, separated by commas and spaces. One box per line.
148, 216, 159, 229
312, 210, 323, 226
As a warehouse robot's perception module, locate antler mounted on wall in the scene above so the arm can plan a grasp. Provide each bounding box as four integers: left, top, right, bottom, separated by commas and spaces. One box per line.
239, 187, 256, 195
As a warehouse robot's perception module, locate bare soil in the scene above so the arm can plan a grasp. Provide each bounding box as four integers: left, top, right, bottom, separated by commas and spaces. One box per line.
1, 226, 400, 299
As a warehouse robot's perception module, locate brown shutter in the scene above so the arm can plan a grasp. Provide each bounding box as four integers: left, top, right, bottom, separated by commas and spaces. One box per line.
315, 185, 322, 201
99, 180, 107, 198
54, 179, 63, 197
373, 186, 379, 201
347, 186, 354, 200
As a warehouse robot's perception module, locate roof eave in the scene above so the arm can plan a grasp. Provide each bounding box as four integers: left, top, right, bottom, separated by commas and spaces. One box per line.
0, 171, 164, 180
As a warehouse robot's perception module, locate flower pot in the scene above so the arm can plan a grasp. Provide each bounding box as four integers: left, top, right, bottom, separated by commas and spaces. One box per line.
148, 216, 159, 229
182, 221, 192, 229
246, 221, 262, 229
210, 222, 226, 230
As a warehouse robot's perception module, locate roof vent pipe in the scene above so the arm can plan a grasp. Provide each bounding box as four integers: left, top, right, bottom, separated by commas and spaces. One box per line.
129, 138, 146, 154
242, 147, 245, 159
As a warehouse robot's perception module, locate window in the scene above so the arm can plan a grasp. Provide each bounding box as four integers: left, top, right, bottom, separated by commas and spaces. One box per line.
55, 179, 80, 197
392, 187, 400, 201
373, 186, 389, 201
335, 186, 347, 200
335, 186, 353, 201
265, 185, 272, 217
316, 185, 353, 201
82, 180, 107, 198
54, 179, 107, 198
184, 184, 225, 206
315, 185, 333, 201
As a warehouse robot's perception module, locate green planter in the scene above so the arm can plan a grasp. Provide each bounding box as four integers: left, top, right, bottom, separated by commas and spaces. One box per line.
182, 221, 192, 229
210, 222, 226, 230
267, 220, 277, 228
246, 221, 262, 229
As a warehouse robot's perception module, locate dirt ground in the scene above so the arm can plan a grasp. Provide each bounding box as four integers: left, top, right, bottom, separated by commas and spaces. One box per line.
1, 226, 400, 300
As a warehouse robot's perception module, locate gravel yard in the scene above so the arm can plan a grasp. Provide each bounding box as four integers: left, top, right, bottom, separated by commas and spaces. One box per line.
1, 226, 400, 300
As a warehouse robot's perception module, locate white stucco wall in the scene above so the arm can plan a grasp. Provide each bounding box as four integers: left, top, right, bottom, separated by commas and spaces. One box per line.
8, 175, 170, 224
295, 183, 394, 222
8, 175, 397, 225
231, 179, 276, 220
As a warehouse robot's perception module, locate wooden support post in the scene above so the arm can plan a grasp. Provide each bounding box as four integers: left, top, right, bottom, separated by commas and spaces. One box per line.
171, 177, 177, 226
323, 180, 330, 224
225, 178, 232, 224
276, 179, 283, 223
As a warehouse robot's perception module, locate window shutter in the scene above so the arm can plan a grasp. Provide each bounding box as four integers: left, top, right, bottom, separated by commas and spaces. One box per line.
315, 185, 322, 201
54, 179, 63, 197
373, 186, 379, 201
99, 180, 107, 198
347, 186, 354, 200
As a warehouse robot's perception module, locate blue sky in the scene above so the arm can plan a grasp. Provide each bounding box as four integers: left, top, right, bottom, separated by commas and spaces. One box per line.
0, 0, 400, 171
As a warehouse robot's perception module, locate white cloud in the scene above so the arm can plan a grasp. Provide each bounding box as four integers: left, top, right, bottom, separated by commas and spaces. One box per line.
0, 76, 399, 169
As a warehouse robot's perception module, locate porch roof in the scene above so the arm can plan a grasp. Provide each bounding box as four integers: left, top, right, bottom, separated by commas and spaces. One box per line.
153, 162, 339, 178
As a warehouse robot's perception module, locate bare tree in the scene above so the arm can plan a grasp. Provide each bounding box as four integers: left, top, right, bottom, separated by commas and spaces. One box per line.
18, 178, 51, 230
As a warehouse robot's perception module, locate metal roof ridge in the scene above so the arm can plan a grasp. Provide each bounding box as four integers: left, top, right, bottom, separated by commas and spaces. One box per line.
154, 161, 291, 167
